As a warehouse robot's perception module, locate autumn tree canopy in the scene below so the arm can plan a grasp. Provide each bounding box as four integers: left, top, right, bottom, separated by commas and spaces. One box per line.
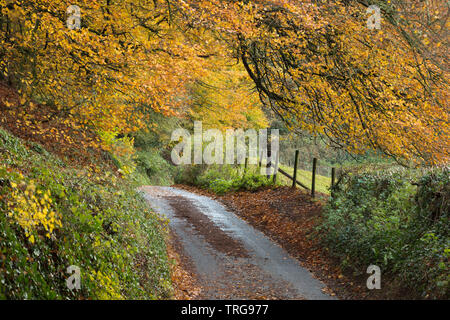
0, 0, 214, 132
0, 0, 448, 164
233, 0, 449, 164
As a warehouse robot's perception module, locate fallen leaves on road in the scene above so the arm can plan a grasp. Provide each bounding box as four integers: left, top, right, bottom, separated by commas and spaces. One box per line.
174, 185, 374, 299
167, 235, 203, 300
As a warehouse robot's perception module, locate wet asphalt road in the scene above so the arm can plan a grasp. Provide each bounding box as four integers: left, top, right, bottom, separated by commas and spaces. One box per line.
141, 186, 334, 300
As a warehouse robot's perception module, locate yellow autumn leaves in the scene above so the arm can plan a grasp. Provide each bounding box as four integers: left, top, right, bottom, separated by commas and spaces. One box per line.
1, 0, 209, 137
88, 270, 124, 300
7, 179, 62, 244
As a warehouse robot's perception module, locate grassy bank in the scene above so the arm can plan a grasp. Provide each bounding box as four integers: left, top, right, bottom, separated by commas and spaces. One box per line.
0, 128, 172, 299
248, 157, 331, 194
277, 163, 331, 194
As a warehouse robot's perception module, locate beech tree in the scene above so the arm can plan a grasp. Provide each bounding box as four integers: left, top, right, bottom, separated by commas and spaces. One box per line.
1, 0, 447, 164
182, 0, 448, 164
0, 0, 211, 133
233, 0, 448, 164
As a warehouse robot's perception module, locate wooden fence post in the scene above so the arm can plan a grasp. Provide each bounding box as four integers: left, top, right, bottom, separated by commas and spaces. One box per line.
272, 151, 279, 183
258, 150, 262, 168
311, 158, 317, 198
292, 150, 299, 188
266, 144, 272, 180
331, 167, 336, 188
243, 157, 248, 176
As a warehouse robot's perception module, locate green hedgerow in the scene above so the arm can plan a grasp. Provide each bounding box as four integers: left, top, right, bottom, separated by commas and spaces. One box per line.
318, 167, 449, 299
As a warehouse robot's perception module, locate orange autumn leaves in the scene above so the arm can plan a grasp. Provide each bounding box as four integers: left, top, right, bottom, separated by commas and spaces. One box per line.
231, 0, 449, 164
0, 0, 210, 133
0, 0, 448, 164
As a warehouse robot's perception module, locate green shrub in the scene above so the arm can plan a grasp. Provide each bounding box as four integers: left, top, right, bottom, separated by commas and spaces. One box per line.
176, 164, 275, 195
0, 128, 172, 299
131, 112, 183, 186
135, 149, 174, 186
319, 167, 449, 298
174, 164, 209, 186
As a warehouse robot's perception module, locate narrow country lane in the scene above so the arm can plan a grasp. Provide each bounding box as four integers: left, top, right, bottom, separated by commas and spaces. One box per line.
141, 186, 335, 300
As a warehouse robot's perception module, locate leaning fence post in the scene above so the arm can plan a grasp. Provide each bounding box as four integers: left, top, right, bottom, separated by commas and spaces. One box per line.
266, 142, 272, 180
292, 150, 299, 188
311, 158, 317, 198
